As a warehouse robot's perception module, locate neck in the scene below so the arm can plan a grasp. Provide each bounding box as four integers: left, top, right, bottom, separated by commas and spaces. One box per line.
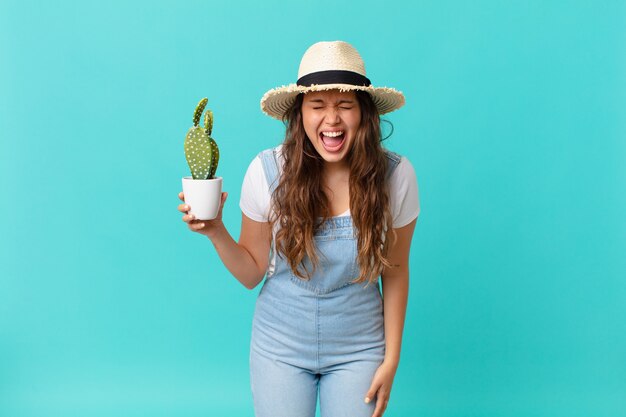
323, 164, 349, 184
322, 160, 350, 176
321, 162, 350, 191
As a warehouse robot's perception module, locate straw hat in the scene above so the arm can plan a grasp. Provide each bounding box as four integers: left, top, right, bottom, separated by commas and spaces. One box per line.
260, 40, 406, 120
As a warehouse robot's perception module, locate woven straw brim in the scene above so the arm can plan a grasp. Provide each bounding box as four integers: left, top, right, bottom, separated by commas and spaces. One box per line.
260, 83, 405, 120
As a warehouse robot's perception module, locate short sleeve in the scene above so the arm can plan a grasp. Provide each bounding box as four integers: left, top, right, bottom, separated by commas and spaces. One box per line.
239, 155, 271, 222
389, 156, 420, 228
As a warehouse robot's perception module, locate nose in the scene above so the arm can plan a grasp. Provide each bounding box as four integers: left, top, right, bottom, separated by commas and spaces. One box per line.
324, 106, 341, 124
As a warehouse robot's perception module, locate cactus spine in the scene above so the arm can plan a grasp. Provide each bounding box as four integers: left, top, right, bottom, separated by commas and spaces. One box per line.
184, 98, 220, 179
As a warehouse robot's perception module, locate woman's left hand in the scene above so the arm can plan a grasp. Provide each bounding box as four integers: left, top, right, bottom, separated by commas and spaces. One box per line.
364, 360, 398, 417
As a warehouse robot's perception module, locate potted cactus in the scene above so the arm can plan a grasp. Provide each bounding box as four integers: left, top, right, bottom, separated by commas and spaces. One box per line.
181, 97, 223, 220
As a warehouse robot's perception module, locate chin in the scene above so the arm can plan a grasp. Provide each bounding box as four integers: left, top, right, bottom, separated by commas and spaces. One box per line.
318, 140, 352, 160
320, 151, 350, 166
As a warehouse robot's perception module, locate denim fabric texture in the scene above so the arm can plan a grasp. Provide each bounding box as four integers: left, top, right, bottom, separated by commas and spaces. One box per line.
250, 147, 401, 417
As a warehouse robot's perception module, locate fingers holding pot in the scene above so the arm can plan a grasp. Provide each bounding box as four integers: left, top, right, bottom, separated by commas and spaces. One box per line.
188, 219, 206, 231
178, 191, 190, 215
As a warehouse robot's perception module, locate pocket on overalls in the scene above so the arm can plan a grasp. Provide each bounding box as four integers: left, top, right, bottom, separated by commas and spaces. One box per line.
289, 232, 359, 295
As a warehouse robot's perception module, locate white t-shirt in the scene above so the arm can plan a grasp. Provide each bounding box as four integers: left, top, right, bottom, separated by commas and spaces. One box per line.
239, 145, 420, 277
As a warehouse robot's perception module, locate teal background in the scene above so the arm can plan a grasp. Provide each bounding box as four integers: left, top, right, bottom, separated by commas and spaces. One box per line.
1, 0, 625, 416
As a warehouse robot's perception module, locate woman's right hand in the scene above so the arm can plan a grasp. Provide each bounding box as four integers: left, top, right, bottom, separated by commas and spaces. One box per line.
177, 191, 228, 239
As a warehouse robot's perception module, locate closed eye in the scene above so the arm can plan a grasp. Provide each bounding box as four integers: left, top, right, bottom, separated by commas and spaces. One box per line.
312, 107, 353, 110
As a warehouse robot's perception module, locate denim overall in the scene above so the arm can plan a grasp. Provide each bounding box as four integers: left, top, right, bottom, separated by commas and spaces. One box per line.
250, 147, 401, 417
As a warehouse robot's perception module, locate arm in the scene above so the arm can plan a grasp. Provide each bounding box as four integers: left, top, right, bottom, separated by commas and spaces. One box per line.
180, 190, 271, 290
380, 217, 417, 366
208, 212, 271, 290
364, 217, 417, 416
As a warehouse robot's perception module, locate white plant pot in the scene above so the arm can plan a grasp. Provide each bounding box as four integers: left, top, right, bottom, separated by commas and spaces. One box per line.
181, 176, 223, 220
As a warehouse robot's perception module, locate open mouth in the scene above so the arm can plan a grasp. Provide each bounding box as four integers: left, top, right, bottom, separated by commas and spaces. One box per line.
320, 131, 345, 152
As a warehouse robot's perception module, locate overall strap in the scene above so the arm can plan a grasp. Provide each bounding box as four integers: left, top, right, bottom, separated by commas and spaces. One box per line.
385, 149, 402, 179
259, 147, 281, 195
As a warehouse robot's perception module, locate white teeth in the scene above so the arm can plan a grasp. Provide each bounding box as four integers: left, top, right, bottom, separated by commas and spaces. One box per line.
321, 131, 344, 137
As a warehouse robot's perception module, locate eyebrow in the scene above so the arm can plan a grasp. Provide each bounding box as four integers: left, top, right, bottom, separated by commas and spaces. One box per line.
307, 99, 354, 104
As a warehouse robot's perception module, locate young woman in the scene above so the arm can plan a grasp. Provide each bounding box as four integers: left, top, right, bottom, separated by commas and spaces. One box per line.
177, 41, 419, 417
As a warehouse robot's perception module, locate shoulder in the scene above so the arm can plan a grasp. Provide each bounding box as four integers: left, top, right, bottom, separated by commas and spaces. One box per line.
240, 149, 274, 222
253, 144, 284, 170
256, 144, 283, 158
383, 149, 416, 182
393, 155, 416, 179
389, 155, 418, 199
385, 151, 420, 227
383, 148, 403, 163
245, 153, 264, 174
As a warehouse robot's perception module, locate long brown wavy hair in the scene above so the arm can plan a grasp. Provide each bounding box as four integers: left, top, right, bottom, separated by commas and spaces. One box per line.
268, 90, 398, 285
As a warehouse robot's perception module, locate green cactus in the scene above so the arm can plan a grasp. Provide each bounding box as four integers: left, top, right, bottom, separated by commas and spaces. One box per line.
204, 109, 220, 178
204, 107, 213, 135
184, 98, 220, 179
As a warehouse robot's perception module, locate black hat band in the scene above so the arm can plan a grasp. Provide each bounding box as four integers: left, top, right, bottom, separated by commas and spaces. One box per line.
297, 70, 371, 87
